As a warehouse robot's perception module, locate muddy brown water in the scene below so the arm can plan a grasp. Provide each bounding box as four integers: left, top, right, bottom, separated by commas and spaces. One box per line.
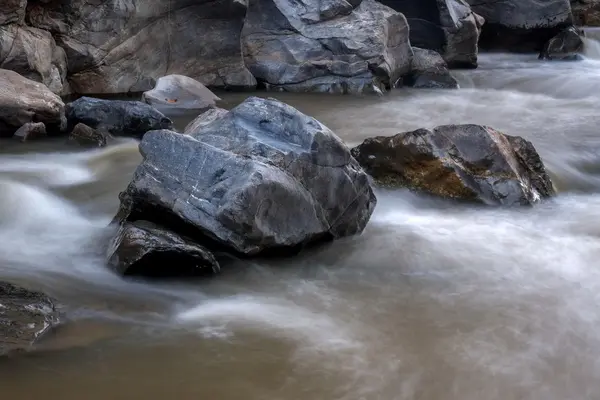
3, 45, 600, 399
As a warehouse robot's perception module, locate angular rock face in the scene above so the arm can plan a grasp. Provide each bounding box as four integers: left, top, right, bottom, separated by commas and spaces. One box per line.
28, 0, 256, 94
375, 0, 483, 68
406, 47, 458, 89
0, 25, 68, 94
142, 75, 221, 115
65, 97, 173, 139
107, 221, 220, 277
465, 0, 572, 51
539, 27, 584, 60
115, 97, 376, 256
0, 281, 60, 356
351, 124, 555, 206
13, 122, 47, 142
242, 0, 413, 93
184, 108, 229, 135
0, 69, 65, 137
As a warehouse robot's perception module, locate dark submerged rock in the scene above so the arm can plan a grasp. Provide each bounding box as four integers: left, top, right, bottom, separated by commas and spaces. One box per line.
68, 123, 110, 147
0, 282, 60, 356
107, 221, 220, 278
351, 124, 555, 206
114, 96, 376, 256
539, 27, 584, 61
13, 122, 47, 142
65, 97, 173, 139
406, 47, 459, 89
0, 69, 65, 137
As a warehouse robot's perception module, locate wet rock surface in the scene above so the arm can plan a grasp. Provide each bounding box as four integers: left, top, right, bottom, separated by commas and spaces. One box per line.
107, 221, 220, 278
68, 123, 110, 147
406, 47, 459, 89
539, 27, 584, 61
65, 97, 173, 139
0, 282, 60, 356
114, 96, 377, 256
351, 124, 555, 206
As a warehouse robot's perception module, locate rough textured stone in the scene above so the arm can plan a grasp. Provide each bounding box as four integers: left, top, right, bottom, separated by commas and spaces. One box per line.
572, 0, 600, 26
0, 25, 68, 94
184, 108, 229, 135
0, 281, 60, 356
406, 47, 459, 88
0, 69, 65, 137
13, 122, 47, 141
142, 75, 221, 115
65, 97, 173, 139
0, 0, 26, 26
375, 0, 483, 68
465, 0, 572, 51
242, 0, 413, 93
351, 124, 555, 206
68, 123, 110, 147
107, 221, 220, 277
27, 0, 256, 94
539, 27, 584, 60
114, 97, 376, 256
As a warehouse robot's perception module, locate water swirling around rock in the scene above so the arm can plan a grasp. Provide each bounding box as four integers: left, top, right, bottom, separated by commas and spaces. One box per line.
3, 41, 600, 399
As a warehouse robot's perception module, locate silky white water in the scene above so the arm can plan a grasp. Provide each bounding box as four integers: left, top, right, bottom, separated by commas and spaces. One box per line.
2, 44, 600, 399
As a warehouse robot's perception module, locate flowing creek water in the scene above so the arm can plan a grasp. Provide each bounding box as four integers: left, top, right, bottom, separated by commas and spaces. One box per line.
3, 35, 600, 399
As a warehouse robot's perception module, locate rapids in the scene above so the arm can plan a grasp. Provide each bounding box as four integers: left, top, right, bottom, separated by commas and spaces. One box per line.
2, 36, 600, 400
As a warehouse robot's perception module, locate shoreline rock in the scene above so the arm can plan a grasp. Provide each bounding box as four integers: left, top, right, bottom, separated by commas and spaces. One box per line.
142, 75, 221, 115
406, 47, 459, 89
0, 69, 65, 138
242, 0, 413, 93
351, 124, 555, 206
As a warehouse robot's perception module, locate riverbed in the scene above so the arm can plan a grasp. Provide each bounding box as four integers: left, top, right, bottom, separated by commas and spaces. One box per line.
2, 38, 600, 399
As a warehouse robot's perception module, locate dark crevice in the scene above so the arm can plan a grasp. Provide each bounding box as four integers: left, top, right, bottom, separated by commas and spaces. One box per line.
124, 251, 216, 279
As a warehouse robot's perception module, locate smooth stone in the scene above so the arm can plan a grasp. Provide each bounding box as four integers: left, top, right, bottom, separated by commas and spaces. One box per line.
142, 75, 221, 115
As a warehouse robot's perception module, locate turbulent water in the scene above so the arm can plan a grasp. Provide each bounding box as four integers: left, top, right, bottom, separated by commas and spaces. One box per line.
3, 36, 600, 400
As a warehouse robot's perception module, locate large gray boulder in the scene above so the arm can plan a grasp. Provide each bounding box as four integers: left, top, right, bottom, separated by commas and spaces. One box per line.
0, 69, 65, 137
114, 97, 376, 256
406, 47, 459, 89
142, 74, 221, 115
351, 124, 555, 206
65, 97, 173, 139
0, 281, 60, 356
25, 0, 256, 94
465, 0, 572, 51
242, 0, 413, 93
375, 0, 484, 68
184, 108, 229, 135
0, 25, 68, 94
107, 221, 220, 277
